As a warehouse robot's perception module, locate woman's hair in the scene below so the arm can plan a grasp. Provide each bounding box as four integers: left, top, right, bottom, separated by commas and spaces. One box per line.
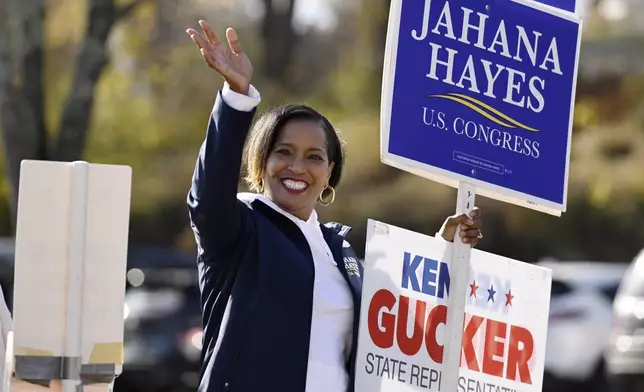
242, 104, 345, 199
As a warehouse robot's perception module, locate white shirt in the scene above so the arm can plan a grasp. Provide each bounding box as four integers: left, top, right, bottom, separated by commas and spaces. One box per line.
221, 83, 354, 392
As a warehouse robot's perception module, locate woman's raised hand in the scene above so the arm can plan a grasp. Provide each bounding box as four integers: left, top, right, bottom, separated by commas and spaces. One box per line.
186, 20, 253, 95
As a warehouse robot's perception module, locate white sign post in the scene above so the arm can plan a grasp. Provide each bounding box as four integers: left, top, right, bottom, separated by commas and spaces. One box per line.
441, 183, 475, 392
4, 160, 132, 392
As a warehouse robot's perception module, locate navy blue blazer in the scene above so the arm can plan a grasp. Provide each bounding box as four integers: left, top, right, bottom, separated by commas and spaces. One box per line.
187, 91, 364, 392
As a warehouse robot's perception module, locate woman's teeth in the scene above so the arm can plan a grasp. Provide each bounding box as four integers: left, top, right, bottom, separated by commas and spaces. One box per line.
282, 179, 308, 191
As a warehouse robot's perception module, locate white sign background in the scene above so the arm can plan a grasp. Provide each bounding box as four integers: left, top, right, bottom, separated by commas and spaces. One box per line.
355, 220, 552, 392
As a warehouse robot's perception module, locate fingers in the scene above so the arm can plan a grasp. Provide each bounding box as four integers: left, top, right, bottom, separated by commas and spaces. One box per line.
186, 24, 221, 70
186, 28, 209, 50
186, 22, 244, 65
469, 206, 481, 220
439, 206, 482, 244
226, 27, 244, 54
445, 206, 482, 247
446, 213, 473, 227
459, 228, 480, 241
199, 20, 221, 46
185, 33, 217, 69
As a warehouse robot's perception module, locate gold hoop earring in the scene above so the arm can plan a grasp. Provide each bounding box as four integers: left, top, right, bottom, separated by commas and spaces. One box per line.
319, 186, 336, 206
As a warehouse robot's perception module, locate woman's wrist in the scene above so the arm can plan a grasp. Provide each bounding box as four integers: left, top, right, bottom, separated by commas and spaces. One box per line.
228, 81, 250, 96
221, 82, 261, 112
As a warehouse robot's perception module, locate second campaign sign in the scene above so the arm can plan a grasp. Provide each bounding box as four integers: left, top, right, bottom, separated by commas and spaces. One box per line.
380, 0, 582, 215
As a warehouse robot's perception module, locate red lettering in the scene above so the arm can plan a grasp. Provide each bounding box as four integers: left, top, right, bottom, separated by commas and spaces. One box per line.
367, 289, 396, 348
396, 296, 426, 355
425, 304, 446, 363
366, 291, 447, 361
482, 319, 506, 378
507, 325, 534, 384
366, 290, 535, 386
461, 315, 483, 371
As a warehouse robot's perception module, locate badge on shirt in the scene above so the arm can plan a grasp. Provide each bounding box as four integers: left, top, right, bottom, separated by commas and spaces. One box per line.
344, 256, 360, 277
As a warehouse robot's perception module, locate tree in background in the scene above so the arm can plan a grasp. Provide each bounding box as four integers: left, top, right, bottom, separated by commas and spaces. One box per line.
261, 0, 297, 85
0, 0, 307, 233
0, 0, 146, 227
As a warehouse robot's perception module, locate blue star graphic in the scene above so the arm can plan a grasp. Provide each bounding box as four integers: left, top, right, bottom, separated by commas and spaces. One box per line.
487, 285, 496, 303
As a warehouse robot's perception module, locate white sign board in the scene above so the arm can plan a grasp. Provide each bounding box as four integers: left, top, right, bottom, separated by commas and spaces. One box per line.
7, 160, 132, 391
355, 220, 552, 392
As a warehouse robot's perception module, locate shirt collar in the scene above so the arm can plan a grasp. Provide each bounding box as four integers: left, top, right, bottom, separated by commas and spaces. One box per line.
237, 192, 319, 229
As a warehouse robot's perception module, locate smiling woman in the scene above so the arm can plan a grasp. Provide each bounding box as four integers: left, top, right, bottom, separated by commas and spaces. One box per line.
184, 19, 485, 392
243, 105, 344, 219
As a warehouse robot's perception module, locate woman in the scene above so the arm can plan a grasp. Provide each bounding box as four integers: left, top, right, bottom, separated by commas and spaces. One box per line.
185, 21, 483, 392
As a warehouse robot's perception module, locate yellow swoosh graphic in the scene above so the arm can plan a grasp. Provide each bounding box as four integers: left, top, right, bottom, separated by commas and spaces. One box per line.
449, 93, 540, 132
428, 94, 517, 129
427, 93, 540, 133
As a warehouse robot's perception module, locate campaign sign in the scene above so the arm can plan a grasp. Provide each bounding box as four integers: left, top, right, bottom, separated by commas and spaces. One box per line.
355, 220, 552, 392
380, 0, 583, 216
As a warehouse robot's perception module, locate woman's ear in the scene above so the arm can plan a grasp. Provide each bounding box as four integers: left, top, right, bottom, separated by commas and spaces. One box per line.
327, 162, 335, 183
257, 172, 266, 193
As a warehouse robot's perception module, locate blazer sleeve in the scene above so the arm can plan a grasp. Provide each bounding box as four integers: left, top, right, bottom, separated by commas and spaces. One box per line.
187, 89, 258, 261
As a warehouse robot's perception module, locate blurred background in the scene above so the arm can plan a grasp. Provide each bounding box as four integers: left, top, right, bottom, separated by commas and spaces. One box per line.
1, 0, 644, 391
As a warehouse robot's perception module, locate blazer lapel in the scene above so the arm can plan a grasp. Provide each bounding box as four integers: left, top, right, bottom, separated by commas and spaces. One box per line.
320, 225, 362, 304
251, 199, 313, 264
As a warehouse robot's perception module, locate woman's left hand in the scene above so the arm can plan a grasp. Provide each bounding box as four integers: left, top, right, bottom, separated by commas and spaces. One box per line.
438, 207, 483, 247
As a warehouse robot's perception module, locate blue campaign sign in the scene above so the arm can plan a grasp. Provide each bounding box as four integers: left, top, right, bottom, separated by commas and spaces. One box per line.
380, 0, 582, 216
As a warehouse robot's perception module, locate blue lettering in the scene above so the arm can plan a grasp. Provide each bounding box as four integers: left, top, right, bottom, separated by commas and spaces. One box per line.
438, 261, 450, 298
422, 258, 438, 296
401, 253, 451, 300
401, 252, 422, 291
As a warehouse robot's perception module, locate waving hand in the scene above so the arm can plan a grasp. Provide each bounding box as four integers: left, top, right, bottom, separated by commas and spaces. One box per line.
186, 20, 253, 95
